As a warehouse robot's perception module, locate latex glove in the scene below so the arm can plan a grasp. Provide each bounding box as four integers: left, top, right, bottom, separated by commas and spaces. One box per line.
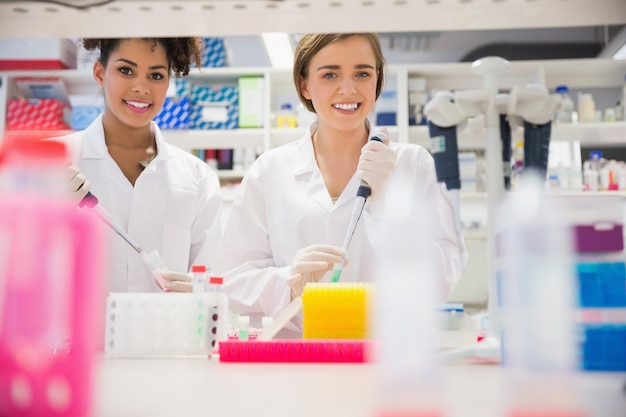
159, 271, 193, 292
287, 244, 346, 299
66, 164, 91, 204
357, 133, 397, 200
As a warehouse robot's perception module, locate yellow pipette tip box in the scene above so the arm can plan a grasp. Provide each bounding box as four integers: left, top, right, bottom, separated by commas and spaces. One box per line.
302, 282, 374, 340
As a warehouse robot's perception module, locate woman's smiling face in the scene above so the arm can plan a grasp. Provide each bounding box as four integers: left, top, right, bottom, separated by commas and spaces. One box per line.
300, 35, 379, 132
94, 38, 170, 129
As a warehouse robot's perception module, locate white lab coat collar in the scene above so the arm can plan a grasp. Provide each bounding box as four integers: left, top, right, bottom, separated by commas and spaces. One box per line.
293, 119, 373, 210
80, 114, 175, 162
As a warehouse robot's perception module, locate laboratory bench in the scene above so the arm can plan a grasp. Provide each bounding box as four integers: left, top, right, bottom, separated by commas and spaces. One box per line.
94, 356, 626, 417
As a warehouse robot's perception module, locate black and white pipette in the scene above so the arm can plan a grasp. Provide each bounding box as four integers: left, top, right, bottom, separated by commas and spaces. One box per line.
330, 130, 387, 282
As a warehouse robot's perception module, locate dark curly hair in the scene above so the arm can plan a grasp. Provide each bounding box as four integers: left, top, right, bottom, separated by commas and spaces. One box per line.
81, 38, 203, 78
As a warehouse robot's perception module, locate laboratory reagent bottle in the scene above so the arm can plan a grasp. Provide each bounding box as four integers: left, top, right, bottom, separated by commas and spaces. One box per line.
554, 85, 574, 124
207, 276, 229, 351
191, 264, 206, 293
276, 103, 297, 128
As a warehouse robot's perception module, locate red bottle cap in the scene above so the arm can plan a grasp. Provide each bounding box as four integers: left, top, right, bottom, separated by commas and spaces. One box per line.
209, 276, 223, 285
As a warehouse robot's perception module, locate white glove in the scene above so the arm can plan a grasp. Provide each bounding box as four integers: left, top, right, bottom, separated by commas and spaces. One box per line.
357, 133, 397, 200
159, 271, 193, 292
66, 164, 91, 203
287, 244, 346, 299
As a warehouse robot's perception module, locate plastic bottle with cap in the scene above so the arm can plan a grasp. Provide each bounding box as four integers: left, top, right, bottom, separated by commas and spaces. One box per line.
554, 85, 574, 124
0, 138, 70, 199
276, 103, 297, 128
577, 93, 596, 123
207, 276, 229, 346
191, 264, 206, 293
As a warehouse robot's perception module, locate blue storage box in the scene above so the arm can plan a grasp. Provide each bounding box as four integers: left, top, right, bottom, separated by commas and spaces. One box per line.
580, 324, 626, 372
577, 262, 626, 308
199, 37, 227, 68
153, 96, 190, 129
189, 85, 238, 130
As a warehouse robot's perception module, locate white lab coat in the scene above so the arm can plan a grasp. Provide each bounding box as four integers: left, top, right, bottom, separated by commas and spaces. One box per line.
215, 121, 468, 335
55, 115, 222, 294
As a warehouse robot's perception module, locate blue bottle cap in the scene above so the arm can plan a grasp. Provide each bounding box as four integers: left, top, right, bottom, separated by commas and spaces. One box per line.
555, 85, 569, 93
589, 150, 603, 160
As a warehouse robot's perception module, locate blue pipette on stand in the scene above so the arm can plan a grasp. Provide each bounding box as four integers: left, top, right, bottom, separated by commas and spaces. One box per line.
330, 130, 387, 283
79, 192, 168, 289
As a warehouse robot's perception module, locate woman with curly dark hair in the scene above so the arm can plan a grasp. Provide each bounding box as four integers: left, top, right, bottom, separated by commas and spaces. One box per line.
55, 38, 222, 294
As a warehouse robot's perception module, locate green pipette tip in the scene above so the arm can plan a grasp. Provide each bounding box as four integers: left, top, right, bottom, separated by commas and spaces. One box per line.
330, 267, 342, 283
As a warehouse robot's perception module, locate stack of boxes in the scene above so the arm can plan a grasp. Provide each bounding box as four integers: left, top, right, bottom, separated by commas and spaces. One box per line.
6, 77, 73, 131
569, 195, 626, 371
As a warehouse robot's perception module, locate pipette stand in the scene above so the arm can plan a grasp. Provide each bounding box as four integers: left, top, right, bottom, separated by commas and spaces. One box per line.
426, 56, 563, 363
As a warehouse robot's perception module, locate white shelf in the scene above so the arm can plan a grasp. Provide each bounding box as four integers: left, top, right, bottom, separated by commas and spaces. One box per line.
2, 59, 626, 180
163, 129, 265, 151
1, 0, 625, 38
410, 121, 626, 151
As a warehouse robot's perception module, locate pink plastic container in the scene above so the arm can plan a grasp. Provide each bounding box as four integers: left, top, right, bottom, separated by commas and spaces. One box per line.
0, 194, 105, 417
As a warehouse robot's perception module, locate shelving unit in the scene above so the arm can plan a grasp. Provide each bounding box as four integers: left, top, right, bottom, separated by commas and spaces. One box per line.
2, 58, 625, 164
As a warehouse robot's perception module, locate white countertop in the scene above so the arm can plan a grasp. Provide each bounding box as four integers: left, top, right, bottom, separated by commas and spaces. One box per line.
94, 355, 626, 417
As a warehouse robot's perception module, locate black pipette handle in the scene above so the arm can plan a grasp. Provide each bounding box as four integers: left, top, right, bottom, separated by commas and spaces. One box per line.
357, 132, 386, 199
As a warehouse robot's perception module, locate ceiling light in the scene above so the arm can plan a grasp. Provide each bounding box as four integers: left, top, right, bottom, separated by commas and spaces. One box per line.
262, 32, 294, 69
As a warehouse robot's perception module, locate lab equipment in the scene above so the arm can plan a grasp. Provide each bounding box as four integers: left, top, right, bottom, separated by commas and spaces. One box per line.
371, 171, 444, 416
522, 120, 552, 180
499, 171, 583, 416
554, 85, 574, 123
330, 130, 386, 283
256, 296, 303, 341
104, 292, 228, 358
79, 192, 168, 289
191, 264, 206, 293
499, 114, 512, 190
0, 140, 106, 417
219, 339, 368, 363
206, 276, 229, 349
237, 316, 250, 341
302, 282, 372, 340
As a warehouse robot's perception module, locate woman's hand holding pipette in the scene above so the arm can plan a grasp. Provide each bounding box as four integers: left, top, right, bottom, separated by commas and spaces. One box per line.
356, 129, 397, 201
66, 164, 92, 203
287, 244, 347, 299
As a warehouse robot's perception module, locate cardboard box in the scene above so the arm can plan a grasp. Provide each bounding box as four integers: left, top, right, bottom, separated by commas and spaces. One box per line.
0, 39, 77, 70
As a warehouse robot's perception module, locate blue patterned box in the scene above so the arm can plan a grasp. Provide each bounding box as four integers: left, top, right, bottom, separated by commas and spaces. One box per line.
154, 96, 190, 129
173, 78, 190, 96
199, 37, 227, 68
189, 85, 238, 130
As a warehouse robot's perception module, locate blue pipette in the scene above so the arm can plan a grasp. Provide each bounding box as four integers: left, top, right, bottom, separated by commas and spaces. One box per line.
330, 130, 387, 282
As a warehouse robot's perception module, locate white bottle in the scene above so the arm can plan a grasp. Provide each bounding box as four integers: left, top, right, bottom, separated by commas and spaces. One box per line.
554, 85, 574, 124
207, 276, 229, 346
191, 264, 206, 293
577, 93, 596, 123
499, 172, 582, 416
